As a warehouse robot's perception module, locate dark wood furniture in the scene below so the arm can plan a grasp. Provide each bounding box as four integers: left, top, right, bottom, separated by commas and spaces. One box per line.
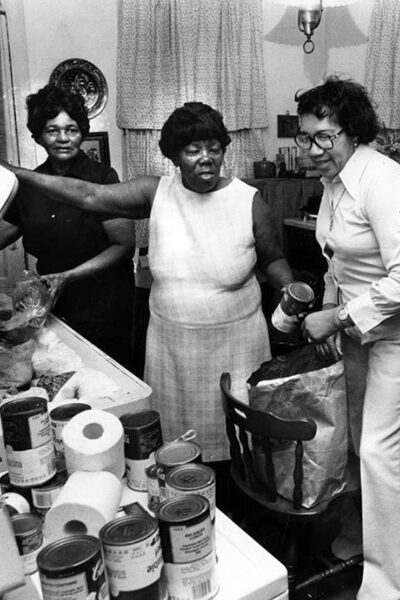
220, 372, 361, 599
243, 177, 323, 245
283, 217, 327, 307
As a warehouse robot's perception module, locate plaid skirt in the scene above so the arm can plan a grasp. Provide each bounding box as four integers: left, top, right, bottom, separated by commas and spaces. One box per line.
144, 306, 271, 462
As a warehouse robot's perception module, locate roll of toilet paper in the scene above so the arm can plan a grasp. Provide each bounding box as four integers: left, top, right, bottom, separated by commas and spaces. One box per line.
44, 470, 122, 543
63, 408, 125, 479
0, 165, 18, 219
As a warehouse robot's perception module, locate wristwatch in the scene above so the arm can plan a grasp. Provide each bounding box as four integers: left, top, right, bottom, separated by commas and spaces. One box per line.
337, 304, 351, 328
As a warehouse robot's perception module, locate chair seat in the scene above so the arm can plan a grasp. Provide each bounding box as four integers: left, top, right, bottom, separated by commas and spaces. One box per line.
231, 451, 360, 520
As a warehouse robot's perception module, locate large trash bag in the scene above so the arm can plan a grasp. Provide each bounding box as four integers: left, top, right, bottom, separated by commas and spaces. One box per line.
248, 345, 348, 508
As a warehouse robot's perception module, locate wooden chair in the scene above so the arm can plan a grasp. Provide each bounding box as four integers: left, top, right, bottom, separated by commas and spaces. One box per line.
220, 372, 361, 598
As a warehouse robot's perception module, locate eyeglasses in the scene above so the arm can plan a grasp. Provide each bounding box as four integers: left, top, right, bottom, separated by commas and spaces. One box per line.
294, 129, 344, 151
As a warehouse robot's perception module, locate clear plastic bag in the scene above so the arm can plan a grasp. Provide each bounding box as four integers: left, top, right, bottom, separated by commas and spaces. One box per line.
0, 271, 54, 345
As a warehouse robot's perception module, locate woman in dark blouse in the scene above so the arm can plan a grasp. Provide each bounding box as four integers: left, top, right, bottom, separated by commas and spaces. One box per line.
0, 85, 135, 368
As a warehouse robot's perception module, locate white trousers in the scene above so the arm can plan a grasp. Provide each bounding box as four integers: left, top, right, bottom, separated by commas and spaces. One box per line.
342, 333, 400, 600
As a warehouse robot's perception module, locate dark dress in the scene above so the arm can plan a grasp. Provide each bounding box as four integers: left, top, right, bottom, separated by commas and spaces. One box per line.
4, 151, 135, 368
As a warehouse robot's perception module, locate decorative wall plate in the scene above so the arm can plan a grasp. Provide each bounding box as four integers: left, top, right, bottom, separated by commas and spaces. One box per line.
49, 58, 108, 118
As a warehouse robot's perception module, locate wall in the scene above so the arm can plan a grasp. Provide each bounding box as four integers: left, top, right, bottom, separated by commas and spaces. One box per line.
4, 0, 374, 176
262, 0, 374, 162
4, 0, 123, 176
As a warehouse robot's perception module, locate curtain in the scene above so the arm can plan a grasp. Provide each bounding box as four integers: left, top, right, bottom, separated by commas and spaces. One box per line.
117, 0, 268, 247
365, 0, 400, 128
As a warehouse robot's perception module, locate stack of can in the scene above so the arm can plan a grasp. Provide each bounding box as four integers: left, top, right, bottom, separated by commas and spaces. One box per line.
155, 495, 219, 600
155, 439, 202, 503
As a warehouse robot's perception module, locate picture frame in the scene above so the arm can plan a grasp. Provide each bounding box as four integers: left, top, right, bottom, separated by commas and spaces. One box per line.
81, 131, 110, 167
277, 114, 299, 139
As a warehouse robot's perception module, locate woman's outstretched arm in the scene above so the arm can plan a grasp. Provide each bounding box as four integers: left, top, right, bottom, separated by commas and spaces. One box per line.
1, 162, 159, 219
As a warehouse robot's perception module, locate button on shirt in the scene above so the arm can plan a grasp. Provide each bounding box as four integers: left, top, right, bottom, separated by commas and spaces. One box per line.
316, 144, 400, 341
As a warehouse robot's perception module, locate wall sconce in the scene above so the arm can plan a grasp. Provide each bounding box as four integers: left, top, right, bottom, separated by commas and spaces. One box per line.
298, 0, 323, 54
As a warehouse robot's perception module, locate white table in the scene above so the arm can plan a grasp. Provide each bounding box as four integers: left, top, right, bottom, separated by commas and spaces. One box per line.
12, 484, 288, 600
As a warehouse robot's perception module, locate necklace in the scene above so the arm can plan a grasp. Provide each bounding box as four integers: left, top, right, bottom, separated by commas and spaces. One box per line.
329, 187, 346, 231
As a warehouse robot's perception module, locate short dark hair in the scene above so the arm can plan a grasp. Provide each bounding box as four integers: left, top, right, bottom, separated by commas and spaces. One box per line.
159, 101, 231, 161
26, 84, 90, 142
295, 75, 380, 144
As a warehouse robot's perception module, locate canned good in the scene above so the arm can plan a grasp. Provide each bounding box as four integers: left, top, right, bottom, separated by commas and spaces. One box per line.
31, 470, 68, 515
120, 409, 163, 492
155, 441, 202, 501
271, 281, 315, 333
165, 464, 216, 523
37, 534, 109, 600
0, 491, 30, 517
0, 397, 56, 487
155, 495, 218, 600
100, 507, 164, 599
146, 463, 160, 511
50, 403, 91, 471
11, 512, 43, 575
0, 471, 33, 506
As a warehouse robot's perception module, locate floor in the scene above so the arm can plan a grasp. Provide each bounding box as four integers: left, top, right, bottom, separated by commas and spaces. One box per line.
221, 485, 363, 600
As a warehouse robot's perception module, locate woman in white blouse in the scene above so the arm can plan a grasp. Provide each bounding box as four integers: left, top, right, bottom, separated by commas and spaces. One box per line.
297, 75, 400, 600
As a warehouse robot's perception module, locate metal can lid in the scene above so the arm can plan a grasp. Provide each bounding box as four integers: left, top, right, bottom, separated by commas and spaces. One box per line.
288, 281, 314, 303
155, 441, 202, 469
120, 409, 160, 430
0, 397, 47, 418
50, 403, 91, 422
155, 494, 209, 523
31, 469, 68, 492
37, 535, 100, 572
10, 512, 42, 536
165, 464, 215, 491
100, 514, 157, 545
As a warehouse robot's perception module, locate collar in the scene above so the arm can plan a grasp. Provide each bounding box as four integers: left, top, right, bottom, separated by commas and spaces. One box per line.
321, 144, 375, 199
42, 150, 89, 178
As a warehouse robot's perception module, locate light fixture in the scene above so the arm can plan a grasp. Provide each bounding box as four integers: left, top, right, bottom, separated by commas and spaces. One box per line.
298, 0, 323, 54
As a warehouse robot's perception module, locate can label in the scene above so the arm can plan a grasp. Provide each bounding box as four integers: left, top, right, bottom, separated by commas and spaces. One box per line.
2, 406, 52, 450
271, 301, 299, 333
6, 439, 56, 487
158, 497, 218, 600
51, 419, 67, 460
146, 464, 160, 511
18, 528, 43, 575
38, 536, 109, 600
12, 516, 43, 575
163, 551, 218, 600
102, 528, 163, 594
125, 453, 156, 492
271, 282, 314, 333
31, 473, 67, 510
40, 568, 109, 600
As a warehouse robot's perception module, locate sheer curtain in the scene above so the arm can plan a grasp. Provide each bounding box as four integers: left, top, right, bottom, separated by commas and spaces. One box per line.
117, 0, 268, 247
365, 0, 400, 128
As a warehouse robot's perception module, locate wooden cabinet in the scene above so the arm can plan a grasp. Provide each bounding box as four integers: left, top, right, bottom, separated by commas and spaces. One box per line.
243, 177, 323, 245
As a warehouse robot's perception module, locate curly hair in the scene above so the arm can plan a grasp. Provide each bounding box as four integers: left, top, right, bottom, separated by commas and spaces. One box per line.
159, 102, 231, 162
26, 84, 90, 142
295, 75, 380, 144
